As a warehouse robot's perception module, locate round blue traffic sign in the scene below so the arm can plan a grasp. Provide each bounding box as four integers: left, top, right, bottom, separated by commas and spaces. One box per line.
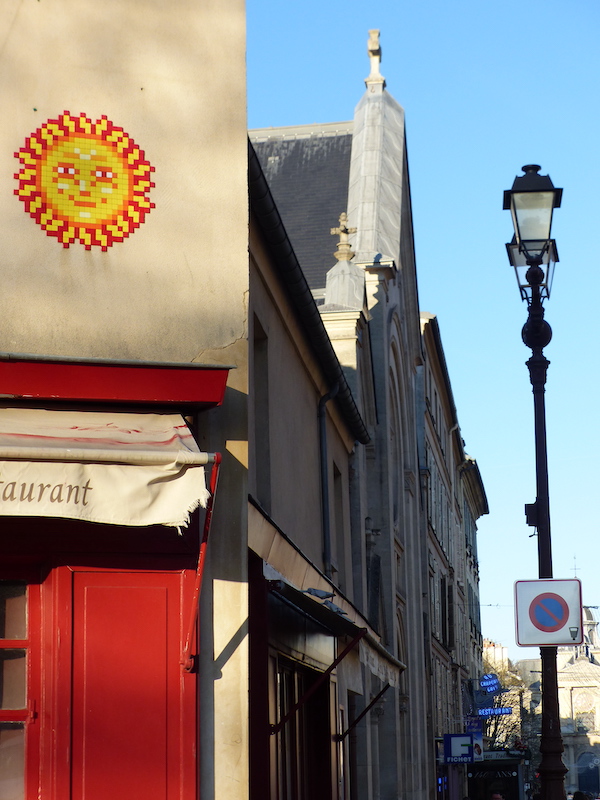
528, 592, 569, 633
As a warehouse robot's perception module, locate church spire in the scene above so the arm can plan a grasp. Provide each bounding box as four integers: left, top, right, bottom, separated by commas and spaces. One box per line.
348, 28, 404, 266
365, 29, 386, 90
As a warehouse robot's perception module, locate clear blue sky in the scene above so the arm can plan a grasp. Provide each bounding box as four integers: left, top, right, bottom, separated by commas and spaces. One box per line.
247, 0, 600, 661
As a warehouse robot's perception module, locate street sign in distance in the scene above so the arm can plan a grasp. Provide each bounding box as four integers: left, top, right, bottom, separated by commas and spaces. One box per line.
443, 734, 473, 764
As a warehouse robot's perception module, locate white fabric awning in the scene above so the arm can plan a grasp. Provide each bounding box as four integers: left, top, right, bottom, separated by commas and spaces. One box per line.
0, 408, 211, 528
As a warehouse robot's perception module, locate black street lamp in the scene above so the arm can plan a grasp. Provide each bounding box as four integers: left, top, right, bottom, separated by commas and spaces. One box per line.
504, 165, 566, 800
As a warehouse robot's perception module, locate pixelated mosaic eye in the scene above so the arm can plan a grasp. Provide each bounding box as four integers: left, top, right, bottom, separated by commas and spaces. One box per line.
14, 112, 155, 251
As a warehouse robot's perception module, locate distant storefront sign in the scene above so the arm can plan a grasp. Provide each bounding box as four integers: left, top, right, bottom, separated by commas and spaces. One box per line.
465, 717, 484, 762
474, 672, 504, 709
480, 673, 502, 694
444, 734, 473, 764
477, 707, 513, 717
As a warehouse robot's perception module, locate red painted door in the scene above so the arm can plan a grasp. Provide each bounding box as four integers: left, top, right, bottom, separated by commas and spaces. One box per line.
70, 570, 186, 799
41, 564, 197, 800
66, 568, 196, 800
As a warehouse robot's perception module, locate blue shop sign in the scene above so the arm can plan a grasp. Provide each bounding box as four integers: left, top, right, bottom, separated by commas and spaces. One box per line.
477, 707, 513, 717
443, 734, 473, 764
479, 673, 501, 693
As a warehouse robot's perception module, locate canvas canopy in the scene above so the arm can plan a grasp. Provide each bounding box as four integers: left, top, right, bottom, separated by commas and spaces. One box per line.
0, 408, 211, 528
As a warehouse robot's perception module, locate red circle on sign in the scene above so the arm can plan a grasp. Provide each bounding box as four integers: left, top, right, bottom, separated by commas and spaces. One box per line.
529, 592, 569, 632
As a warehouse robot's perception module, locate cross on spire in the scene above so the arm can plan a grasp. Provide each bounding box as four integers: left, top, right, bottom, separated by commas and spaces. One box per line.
330, 212, 356, 262
366, 29, 385, 88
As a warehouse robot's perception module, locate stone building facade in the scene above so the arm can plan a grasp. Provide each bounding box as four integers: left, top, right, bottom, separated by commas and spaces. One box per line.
250, 30, 488, 800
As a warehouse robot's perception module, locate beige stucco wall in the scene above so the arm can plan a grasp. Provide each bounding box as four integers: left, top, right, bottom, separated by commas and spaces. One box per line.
1, 4, 249, 799
249, 236, 357, 575
0, 0, 247, 363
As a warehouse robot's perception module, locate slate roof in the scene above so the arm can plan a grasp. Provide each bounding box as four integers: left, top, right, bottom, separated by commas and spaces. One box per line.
250, 122, 353, 292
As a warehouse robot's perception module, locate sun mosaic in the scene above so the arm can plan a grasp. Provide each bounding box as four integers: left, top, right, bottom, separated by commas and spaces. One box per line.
14, 112, 155, 251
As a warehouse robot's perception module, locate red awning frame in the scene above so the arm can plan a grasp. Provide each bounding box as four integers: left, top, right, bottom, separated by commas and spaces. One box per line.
181, 453, 221, 672
0, 352, 231, 409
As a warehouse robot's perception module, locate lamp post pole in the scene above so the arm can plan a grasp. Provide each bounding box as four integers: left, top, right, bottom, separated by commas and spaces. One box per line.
503, 166, 565, 800
522, 262, 566, 800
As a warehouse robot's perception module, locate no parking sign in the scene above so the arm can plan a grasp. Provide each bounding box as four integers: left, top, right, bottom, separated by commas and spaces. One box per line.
515, 579, 583, 646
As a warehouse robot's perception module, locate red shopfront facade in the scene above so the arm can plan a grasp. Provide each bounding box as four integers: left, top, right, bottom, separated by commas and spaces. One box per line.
0, 355, 229, 800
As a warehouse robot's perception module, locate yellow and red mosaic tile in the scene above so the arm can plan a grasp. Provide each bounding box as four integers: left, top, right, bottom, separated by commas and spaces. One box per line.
14, 112, 155, 251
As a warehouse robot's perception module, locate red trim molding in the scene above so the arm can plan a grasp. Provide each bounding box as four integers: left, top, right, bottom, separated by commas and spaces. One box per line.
0, 355, 231, 408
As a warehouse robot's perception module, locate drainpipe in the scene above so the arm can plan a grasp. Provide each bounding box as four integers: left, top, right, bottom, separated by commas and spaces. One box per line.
319, 382, 339, 579
449, 422, 459, 523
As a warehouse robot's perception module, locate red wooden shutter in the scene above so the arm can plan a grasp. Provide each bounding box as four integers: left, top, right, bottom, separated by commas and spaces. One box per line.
67, 568, 196, 800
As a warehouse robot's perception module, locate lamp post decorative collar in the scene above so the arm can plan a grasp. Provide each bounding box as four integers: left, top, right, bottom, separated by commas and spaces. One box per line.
504, 166, 566, 800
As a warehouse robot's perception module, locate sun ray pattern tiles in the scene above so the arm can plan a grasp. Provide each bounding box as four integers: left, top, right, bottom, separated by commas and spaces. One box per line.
14, 112, 155, 251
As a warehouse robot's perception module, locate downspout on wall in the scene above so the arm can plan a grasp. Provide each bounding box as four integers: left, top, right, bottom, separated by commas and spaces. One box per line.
319, 381, 339, 579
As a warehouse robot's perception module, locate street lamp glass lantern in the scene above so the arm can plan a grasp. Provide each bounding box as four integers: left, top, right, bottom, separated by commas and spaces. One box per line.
503, 165, 563, 262
506, 237, 559, 302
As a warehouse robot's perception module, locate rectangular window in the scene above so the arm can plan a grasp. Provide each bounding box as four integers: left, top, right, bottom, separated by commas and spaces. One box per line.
0, 577, 40, 800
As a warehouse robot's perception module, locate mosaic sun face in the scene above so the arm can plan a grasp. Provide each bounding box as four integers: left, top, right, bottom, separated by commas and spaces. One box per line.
14, 112, 155, 251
